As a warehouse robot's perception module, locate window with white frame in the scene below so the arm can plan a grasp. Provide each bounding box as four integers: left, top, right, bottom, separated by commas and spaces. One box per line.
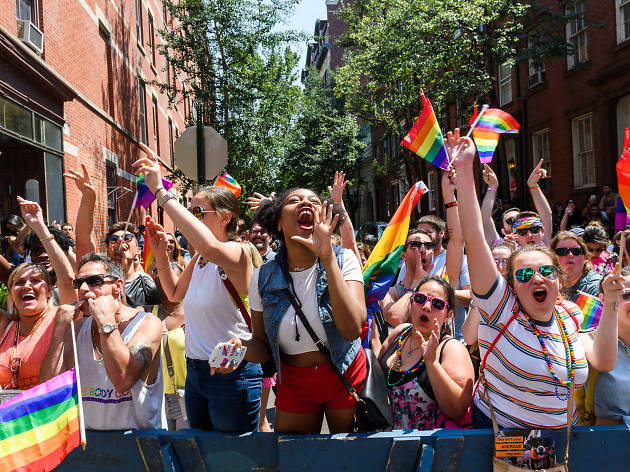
566, 0, 588, 69
571, 113, 595, 188
498, 63, 512, 106
427, 171, 437, 212
528, 36, 546, 88
616, 0, 630, 44
532, 129, 551, 176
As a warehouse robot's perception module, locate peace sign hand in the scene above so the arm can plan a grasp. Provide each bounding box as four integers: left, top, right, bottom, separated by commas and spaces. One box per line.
64, 164, 96, 199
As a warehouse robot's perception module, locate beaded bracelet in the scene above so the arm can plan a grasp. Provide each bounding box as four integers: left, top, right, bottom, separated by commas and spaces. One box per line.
445, 201, 458, 209
529, 185, 539, 190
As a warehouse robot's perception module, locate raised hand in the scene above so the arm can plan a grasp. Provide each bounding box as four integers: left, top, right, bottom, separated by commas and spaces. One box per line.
132, 153, 162, 195
247, 192, 275, 210
482, 164, 498, 188
145, 217, 169, 256
416, 318, 441, 365
17, 196, 46, 233
64, 164, 96, 198
291, 202, 339, 259
327, 171, 349, 206
441, 168, 457, 199
445, 129, 476, 169
527, 159, 547, 187
565, 201, 575, 215
602, 272, 625, 306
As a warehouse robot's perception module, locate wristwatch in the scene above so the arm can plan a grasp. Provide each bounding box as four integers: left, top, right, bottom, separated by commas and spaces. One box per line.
99, 323, 119, 334
157, 191, 177, 207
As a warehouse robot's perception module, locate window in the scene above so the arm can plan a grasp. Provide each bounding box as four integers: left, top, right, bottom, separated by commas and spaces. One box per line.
571, 113, 595, 188
566, 0, 588, 69
139, 81, 148, 144
152, 96, 160, 152
165, 54, 171, 88
168, 117, 174, 166
106, 163, 117, 227
498, 63, 512, 106
390, 181, 400, 212
616, 94, 630, 155
617, 0, 630, 43
532, 129, 551, 177
100, 28, 114, 116
528, 36, 546, 88
148, 13, 156, 66
45, 153, 65, 223
163, 4, 168, 28
16, 0, 38, 25
135, 0, 143, 44
427, 171, 437, 212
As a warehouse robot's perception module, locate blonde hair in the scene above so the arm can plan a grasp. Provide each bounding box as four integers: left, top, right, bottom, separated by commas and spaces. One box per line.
6, 263, 54, 321
194, 186, 240, 237
241, 241, 263, 269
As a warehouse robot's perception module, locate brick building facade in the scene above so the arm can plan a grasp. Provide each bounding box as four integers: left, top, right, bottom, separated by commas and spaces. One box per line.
0, 0, 188, 250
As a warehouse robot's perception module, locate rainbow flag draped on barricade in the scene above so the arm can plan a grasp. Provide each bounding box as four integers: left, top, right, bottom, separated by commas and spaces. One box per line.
214, 172, 242, 197
0, 369, 82, 471
362, 181, 428, 315
574, 291, 603, 332
401, 94, 450, 170
470, 108, 519, 163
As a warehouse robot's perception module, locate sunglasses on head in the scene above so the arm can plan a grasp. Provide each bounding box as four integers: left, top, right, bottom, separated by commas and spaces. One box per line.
505, 216, 516, 226
407, 240, 436, 250
189, 206, 218, 220
514, 265, 558, 283
554, 247, 585, 257
106, 233, 134, 244
72, 274, 118, 289
412, 292, 449, 311
516, 226, 542, 236
494, 258, 508, 267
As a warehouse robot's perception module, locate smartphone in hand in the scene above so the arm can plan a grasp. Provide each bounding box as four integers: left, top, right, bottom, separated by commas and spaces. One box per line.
208, 342, 247, 369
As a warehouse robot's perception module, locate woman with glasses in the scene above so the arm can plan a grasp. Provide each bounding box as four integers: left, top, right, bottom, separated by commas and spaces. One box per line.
448, 129, 619, 429
0, 197, 76, 390
377, 275, 474, 429
134, 151, 261, 434
550, 232, 602, 302
582, 225, 616, 276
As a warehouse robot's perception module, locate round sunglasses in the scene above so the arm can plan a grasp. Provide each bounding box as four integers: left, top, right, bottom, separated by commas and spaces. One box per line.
412, 292, 449, 311
189, 206, 219, 220
514, 265, 558, 283
72, 274, 118, 289
554, 247, 585, 257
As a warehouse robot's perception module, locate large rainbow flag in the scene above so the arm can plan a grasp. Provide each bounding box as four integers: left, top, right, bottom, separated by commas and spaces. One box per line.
214, 172, 242, 197
401, 95, 450, 170
134, 175, 173, 209
574, 291, 603, 332
471, 108, 519, 163
617, 128, 630, 215
362, 181, 428, 312
0, 369, 81, 471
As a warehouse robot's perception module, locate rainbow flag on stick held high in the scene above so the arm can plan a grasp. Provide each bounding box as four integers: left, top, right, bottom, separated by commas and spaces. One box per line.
471, 108, 519, 163
362, 181, 428, 311
134, 175, 173, 210
574, 291, 603, 332
0, 369, 82, 472
214, 172, 242, 197
401, 94, 450, 170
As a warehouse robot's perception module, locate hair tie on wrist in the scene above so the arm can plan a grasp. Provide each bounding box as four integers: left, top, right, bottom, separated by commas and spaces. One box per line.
445, 201, 458, 209
488, 187, 498, 192
39, 235, 54, 242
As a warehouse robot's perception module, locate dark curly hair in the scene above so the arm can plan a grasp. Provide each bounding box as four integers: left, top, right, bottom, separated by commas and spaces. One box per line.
254, 188, 346, 242
23, 227, 73, 254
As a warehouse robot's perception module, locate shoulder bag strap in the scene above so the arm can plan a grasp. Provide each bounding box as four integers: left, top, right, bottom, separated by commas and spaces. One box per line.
219, 267, 252, 332
161, 322, 177, 392
0, 321, 14, 347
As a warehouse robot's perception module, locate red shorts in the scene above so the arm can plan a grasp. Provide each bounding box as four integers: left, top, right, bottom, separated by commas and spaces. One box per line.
275, 348, 367, 414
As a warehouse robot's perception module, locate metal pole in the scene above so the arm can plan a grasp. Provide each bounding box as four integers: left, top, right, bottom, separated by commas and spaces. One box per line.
196, 103, 205, 184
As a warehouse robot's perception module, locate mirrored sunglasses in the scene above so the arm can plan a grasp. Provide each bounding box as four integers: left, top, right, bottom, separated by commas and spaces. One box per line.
407, 241, 436, 250
514, 265, 558, 283
106, 233, 134, 244
189, 206, 218, 220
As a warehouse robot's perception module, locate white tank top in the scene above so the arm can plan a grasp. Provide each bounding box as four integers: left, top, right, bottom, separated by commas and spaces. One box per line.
78, 312, 167, 430
183, 258, 252, 360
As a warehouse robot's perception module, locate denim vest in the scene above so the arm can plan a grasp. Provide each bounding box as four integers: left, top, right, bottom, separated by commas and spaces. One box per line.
258, 246, 361, 383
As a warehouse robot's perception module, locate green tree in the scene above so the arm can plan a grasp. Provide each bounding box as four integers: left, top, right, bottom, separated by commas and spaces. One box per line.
157, 0, 302, 197
280, 69, 363, 196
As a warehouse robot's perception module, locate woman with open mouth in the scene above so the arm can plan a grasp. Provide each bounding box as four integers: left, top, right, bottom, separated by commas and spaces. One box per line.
448, 129, 619, 430
0, 197, 76, 390
551, 231, 602, 302
227, 188, 367, 434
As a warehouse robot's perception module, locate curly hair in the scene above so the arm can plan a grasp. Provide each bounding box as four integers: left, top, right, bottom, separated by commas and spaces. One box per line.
254, 188, 346, 242
23, 227, 73, 254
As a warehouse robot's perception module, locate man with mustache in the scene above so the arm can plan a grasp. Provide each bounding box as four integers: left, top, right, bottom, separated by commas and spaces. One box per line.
248, 221, 275, 263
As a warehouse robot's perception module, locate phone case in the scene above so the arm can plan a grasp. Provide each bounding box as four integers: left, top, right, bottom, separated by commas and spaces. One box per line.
208, 343, 247, 368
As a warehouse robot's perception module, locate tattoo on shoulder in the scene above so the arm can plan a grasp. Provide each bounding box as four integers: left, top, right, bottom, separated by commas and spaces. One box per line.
129, 341, 154, 372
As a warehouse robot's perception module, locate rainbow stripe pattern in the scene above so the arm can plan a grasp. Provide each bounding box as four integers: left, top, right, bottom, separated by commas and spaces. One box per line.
617, 128, 630, 215
471, 108, 520, 163
362, 181, 428, 312
214, 172, 242, 197
574, 291, 603, 332
142, 216, 154, 272
135, 175, 173, 209
0, 369, 80, 471
401, 95, 450, 170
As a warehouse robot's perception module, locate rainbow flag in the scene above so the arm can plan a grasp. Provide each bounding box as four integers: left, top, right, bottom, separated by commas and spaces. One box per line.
362, 181, 428, 311
401, 94, 450, 170
575, 291, 603, 332
617, 128, 630, 215
214, 172, 241, 197
471, 108, 519, 163
142, 216, 154, 272
134, 175, 173, 209
0, 369, 81, 471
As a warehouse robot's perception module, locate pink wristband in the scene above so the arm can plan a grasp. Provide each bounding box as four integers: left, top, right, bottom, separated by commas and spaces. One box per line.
488, 187, 497, 192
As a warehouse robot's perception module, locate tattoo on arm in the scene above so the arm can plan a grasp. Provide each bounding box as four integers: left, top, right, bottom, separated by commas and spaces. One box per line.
129, 341, 154, 374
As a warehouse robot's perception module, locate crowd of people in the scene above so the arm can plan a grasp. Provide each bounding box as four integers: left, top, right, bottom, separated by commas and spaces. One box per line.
0, 131, 629, 438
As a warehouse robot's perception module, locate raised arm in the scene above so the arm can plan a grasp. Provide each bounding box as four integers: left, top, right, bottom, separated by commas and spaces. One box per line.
480, 164, 501, 248
448, 130, 498, 295
559, 202, 574, 232
443, 170, 463, 288
39, 304, 84, 383
328, 171, 362, 263
527, 159, 552, 246
64, 164, 97, 261
17, 197, 77, 304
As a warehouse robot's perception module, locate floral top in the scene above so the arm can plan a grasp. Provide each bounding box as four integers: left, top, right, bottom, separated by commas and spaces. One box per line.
591, 251, 617, 276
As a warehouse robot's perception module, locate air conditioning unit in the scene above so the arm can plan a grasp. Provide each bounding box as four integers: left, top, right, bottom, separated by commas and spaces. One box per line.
17, 20, 44, 55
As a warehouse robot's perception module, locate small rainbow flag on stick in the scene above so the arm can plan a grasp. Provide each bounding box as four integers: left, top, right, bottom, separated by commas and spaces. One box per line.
214, 172, 241, 197
401, 94, 450, 170
0, 369, 83, 471
134, 175, 173, 209
574, 291, 603, 332
471, 108, 519, 163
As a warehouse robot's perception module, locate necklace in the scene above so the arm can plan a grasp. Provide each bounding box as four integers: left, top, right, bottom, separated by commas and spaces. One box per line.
8, 307, 49, 389
522, 308, 575, 400
619, 338, 630, 358
287, 259, 316, 272
386, 326, 425, 386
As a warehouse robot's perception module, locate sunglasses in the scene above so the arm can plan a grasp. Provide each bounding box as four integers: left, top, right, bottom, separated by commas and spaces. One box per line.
106, 233, 134, 244
516, 226, 542, 236
554, 247, 585, 257
494, 258, 508, 267
412, 292, 449, 311
587, 246, 604, 254
505, 217, 516, 226
407, 241, 436, 250
72, 274, 118, 289
514, 265, 558, 283
189, 206, 218, 220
